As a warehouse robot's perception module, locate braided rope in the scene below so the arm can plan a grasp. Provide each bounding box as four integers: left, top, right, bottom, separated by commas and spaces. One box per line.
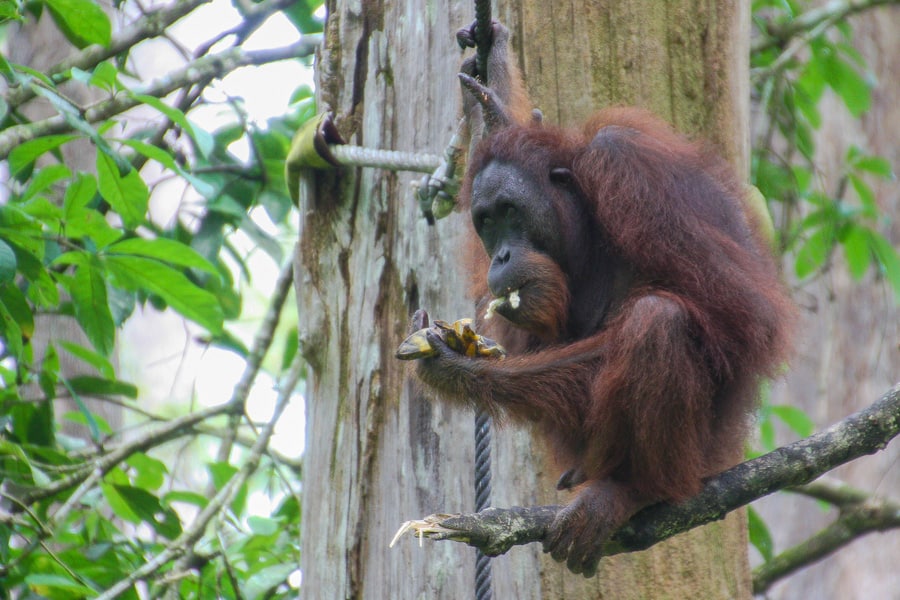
474, 410, 493, 600
474, 0, 492, 81
472, 2, 494, 598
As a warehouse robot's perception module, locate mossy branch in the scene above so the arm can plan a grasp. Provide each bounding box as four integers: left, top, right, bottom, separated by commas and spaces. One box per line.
393, 383, 900, 560
752, 477, 900, 594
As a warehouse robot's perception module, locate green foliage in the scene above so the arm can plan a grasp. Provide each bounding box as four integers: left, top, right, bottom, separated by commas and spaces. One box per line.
751, 1, 899, 300
749, 0, 897, 568
748, 506, 774, 562
0, 0, 322, 596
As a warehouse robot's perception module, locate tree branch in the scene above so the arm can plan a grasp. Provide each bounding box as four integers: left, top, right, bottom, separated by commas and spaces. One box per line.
211, 255, 295, 477
751, 478, 900, 594
752, 0, 900, 54
5, 0, 211, 110
391, 383, 900, 559
97, 354, 305, 600
5, 0, 305, 111
0, 38, 322, 160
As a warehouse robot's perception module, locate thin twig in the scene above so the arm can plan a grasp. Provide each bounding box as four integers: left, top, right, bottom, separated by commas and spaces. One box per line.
0, 398, 241, 577
99, 354, 305, 600
5, 0, 212, 109
211, 254, 296, 471
751, 12, 844, 83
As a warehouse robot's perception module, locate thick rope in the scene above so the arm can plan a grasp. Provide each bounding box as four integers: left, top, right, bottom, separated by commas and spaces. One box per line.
328, 144, 441, 173
474, 0, 492, 81
472, 3, 494, 599
474, 410, 493, 600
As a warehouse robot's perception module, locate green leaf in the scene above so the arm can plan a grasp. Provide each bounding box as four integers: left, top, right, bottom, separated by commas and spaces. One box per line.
118, 138, 217, 198
796, 59, 826, 105
127, 453, 168, 491
114, 486, 180, 539
101, 482, 140, 522
282, 326, 299, 371
7, 134, 79, 176
0, 2, 22, 23
795, 227, 832, 279
45, 0, 112, 48
794, 119, 815, 160
769, 405, 814, 438
207, 329, 250, 356
848, 174, 877, 218
165, 490, 210, 509
209, 461, 247, 515
7, 239, 58, 307
108, 285, 136, 325
64, 207, 124, 247
823, 53, 871, 117
209, 462, 239, 490
0, 289, 24, 360
283, 0, 324, 34
105, 255, 224, 332
90, 61, 120, 91
63, 172, 98, 213
748, 507, 774, 562
107, 237, 219, 275
247, 516, 281, 536
0, 283, 34, 341
753, 158, 792, 201
759, 416, 775, 452
21, 164, 71, 202
24, 573, 96, 595
96, 152, 149, 229
841, 225, 871, 281
69, 260, 116, 356
855, 158, 893, 179
0, 238, 16, 284
59, 376, 102, 442
10, 63, 55, 88
29, 87, 128, 172
866, 230, 900, 301
0, 439, 49, 486
850, 154, 894, 179
131, 93, 214, 157
39, 344, 61, 400
244, 564, 296, 599
58, 340, 114, 379
0, 206, 43, 256
239, 213, 284, 264
63, 409, 113, 435
67, 375, 137, 399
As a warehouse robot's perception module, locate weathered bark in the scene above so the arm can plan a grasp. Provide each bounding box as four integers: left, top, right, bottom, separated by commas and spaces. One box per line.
296, 3, 479, 597
297, 1, 753, 598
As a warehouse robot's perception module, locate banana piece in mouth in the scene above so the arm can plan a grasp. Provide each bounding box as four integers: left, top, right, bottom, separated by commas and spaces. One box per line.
485, 289, 521, 320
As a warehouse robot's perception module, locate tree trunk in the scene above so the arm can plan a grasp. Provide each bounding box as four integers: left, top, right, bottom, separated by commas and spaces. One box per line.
297, 1, 752, 598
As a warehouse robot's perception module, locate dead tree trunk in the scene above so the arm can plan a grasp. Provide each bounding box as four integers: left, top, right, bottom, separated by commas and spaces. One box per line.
296, 2, 753, 598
